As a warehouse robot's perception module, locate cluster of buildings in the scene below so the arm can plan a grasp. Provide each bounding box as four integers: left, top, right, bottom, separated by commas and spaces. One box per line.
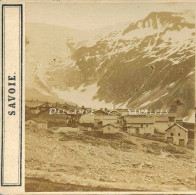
80, 108, 194, 147
26, 100, 80, 127
25, 100, 194, 147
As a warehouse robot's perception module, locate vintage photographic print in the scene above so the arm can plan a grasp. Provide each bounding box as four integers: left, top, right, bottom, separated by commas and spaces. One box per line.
24, 2, 195, 192
0, 1, 196, 194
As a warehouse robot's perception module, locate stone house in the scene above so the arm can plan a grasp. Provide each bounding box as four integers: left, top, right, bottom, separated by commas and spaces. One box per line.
165, 123, 188, 146
125, 115, 155, 135
155, 116, 169, 133
102, 124, 119, 134
94, 114, 104, 127
94, 110, 108, 127
101, 115, 118, 126
94, 113, 119, 127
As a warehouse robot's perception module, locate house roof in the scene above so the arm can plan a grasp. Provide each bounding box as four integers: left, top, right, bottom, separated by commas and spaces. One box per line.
126, 116, 155, 124
165, 123, 188, 132
116, 109, 128, 113
107, 110, 120, 116
102, 124, 119, 128
155, 116, 169, 122
94, 110, 108, 115
29, 118, 48, 123
175, 117, 183, 121
102, 115, 118, 120
126, 125, 137, 128
126, 113, 147, 116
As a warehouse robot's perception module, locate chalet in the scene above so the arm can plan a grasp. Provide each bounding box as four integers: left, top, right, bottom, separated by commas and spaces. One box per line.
102, 124, 119, 134
38, 109, 70, 127
94, 110, 108, 127
79, 112, 94, 124
94, 109, 108, 116
101, 115, 118, 126
155, 116, 169, 133
165, 123, 188, 146
25, 118, 48, 129
125, 115, 155, 135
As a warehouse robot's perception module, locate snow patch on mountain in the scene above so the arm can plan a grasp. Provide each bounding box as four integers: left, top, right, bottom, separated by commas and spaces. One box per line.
183, 112, 195, 123
51, 84, 114, 109
140, 100, 151, 108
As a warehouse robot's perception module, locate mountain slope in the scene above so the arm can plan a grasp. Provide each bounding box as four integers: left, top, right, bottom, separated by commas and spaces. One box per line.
26, 11, 195, 116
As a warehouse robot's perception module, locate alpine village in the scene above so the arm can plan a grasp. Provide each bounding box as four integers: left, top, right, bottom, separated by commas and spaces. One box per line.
25, 99, 195, 148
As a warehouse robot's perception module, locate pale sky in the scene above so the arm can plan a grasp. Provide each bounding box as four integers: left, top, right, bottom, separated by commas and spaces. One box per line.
26, 2, 195, 30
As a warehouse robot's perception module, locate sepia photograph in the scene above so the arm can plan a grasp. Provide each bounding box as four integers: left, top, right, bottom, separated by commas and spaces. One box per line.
24, 2, 195, 192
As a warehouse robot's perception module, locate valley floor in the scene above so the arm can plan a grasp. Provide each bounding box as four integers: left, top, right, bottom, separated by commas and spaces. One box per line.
25, 127, 195, 192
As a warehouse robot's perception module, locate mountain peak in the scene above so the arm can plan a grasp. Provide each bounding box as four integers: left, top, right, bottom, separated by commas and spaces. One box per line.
123, 11, 194, 35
